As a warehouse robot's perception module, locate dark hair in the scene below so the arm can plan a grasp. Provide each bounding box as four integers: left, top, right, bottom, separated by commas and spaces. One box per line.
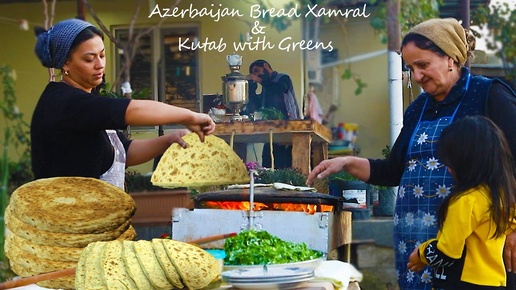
401, 33, 447, 58
436, 115, 516, 238
68, 26, 104, 57
249, 59, 272, 73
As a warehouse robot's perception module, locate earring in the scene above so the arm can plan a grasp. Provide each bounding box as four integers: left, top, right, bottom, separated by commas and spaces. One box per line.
64, 70, 69, 76
448, 67, 453, 72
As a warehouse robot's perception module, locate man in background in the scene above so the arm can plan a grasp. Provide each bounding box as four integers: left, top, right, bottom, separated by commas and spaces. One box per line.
246, 59, 301, 169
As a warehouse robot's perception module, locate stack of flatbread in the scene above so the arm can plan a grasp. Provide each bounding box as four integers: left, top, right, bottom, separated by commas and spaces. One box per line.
151, 133, 250, 188
4, 177, 137, 289
74, 239, 219, 290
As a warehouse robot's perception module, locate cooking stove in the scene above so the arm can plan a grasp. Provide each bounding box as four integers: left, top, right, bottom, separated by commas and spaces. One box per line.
171, 187, 351, 257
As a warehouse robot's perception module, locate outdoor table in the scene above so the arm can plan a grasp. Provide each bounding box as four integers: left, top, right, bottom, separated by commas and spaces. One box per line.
213, 119, 332, 176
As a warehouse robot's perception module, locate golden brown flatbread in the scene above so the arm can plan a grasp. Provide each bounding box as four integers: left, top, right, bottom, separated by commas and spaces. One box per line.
83, 241, 107, 289
151, 133, 250, 188
5, 206, 133, 248
117, 224, 137, 241
161, 239, 219, 289
74, 240, 92, 290
101, 240, 138, 289
74, 239, 220, 290
151, 238, 184, 288
122, 240, 154, 290
6, 244, 76, 289
9, 177, 136, 234
5, 232, 83, 262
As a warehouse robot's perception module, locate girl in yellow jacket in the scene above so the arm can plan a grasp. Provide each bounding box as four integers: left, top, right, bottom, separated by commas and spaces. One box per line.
407, 115, 516, 289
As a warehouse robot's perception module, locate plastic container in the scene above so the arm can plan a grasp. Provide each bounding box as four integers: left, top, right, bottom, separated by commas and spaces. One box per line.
329, 180, 371, 220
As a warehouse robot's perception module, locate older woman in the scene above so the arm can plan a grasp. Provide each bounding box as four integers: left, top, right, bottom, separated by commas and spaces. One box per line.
307, 18, 516, 290
32, 18, 215, 190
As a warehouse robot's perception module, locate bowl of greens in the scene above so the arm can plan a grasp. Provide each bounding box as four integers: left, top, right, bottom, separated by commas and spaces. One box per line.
223, 229, 324, 271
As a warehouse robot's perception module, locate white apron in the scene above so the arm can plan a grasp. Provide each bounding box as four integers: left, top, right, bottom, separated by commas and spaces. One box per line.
100, 130, 126, 190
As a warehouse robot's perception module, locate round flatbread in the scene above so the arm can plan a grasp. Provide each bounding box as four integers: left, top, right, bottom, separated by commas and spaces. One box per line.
9, 177, 136, 234
133, 240, 173, 290
122, 240, 154, 290
74, 240, 92, 290
151, 133, 250, 188
6, 246, 76, 289
101, 240, 138, 289
82, 241, 107, 289
117, 225, 137, 241
5, 206, 133, 248
151, 238, 184, 288
5, 232, 83, 262
161, 239, 219, 289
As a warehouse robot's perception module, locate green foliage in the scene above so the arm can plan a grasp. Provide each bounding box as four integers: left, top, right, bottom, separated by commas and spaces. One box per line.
341, 68, 368, 96
372, 145, 393, 191
1, 65, 33, 192
255, 167, 307, 186
125, 171, 164, 192
0, 261, 16, 283
325, 171, 358, 182
369, 0, 442, 43
98, 83, 151, 99
382, 144, 391, 159
258, 107, 285, 120
0, 64, 33, 268
471, 2, 516, 81
224, 229, 322, 265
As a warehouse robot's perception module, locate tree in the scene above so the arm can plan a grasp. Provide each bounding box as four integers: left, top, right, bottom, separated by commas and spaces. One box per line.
471, 1, 516, 83
82, 0, 181, 97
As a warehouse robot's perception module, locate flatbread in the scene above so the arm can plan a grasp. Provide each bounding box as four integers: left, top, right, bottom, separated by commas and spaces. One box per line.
6, 245, 76, 290
122, 240, 154, 290
82, 242, 107, 289
101, 240, 137, 289
5, 232, 83, 262
9, 177, 136, 234
151, 238, 184, 288
151, 133, 250, 188
161, 239, 219, 289
133, 240, 173, 290
74, 240, 92, 290
5, 205, 133, 248
117, 225, 137, 241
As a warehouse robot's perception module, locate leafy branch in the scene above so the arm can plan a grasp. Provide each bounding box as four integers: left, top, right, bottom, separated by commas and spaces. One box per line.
471, 2, 516, 81
369, 0, 442, 44
0, 65, 32, 271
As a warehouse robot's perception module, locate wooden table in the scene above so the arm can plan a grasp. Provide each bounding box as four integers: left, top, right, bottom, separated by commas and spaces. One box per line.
213, 119, 332, 176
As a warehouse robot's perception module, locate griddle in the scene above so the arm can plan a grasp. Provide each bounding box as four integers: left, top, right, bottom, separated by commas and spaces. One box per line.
194, 187, 344, 211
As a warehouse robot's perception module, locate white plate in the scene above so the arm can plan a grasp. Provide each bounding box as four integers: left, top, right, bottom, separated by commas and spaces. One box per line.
230, 277, 314, 290
225, 273, 314, 283
223, 266, 313, 280
223, 258, 323, 272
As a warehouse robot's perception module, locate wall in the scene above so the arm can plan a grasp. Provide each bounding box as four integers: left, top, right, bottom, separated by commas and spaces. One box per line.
316, 16, 390, 158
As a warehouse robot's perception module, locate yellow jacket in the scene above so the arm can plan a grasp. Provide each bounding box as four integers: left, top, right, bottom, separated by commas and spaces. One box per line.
419, 185, 508, 287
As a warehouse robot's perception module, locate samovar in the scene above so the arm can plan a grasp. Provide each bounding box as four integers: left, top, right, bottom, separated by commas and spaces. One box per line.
221, 53, 248, 121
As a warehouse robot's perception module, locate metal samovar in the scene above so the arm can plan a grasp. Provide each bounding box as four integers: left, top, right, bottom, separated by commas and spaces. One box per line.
221, 53, 248, 121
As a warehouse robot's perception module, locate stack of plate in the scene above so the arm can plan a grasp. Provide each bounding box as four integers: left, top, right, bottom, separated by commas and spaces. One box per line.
222, 266, 315, 289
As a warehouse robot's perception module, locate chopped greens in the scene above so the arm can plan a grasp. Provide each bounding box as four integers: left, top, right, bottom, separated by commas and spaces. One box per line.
223, 230, 323, 265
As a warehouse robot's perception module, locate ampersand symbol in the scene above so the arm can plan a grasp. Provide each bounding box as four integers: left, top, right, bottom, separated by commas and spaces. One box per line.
251, 21, 265, 35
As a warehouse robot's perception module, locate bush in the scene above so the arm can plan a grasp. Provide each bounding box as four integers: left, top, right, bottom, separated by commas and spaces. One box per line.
125, 171, 163, 192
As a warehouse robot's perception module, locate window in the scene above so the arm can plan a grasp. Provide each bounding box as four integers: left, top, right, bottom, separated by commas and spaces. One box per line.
113, 24, 200, 118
